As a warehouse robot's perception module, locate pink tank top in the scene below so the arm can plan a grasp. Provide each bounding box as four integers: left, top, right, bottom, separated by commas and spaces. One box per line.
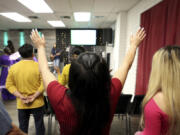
140, 98, 169, 135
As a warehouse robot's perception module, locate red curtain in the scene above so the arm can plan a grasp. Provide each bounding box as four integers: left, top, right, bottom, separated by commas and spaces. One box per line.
135, 0, 180, 95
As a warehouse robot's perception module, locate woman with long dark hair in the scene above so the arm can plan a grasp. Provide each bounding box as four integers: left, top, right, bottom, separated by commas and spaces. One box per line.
7, 40, 15, 54
30, 28, 145, 135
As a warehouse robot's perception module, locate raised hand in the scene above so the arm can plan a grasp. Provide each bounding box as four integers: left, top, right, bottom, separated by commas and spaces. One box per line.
30, 29, 46, 49
130, 27, 146, 48
113, 27, 146, 86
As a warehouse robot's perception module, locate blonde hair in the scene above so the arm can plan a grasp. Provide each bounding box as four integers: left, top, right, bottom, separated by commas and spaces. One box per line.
140, 46, 180, 135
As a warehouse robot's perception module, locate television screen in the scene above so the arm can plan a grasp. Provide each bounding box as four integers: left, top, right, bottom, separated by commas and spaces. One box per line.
71, 30, 96, 45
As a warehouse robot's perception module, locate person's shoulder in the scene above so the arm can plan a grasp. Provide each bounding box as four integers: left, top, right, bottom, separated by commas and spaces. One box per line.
61, 64, 71, 75
20, 60, 38, 67
10, 60, 21, 69
32, 60, 38, 64
153, 92, 164, 100
153, 92, 164, 106
111, 78, 122, 88
153, 92, 167, 113
2, 55, 10, 61
47, 81, 67, 97
32, 61, 40, 68
0, 54, 3, 58
110, 78, 123, 96
66, 64, 71, 67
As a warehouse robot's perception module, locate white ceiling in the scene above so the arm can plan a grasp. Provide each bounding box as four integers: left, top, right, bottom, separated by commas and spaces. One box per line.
0, 0, 141, 29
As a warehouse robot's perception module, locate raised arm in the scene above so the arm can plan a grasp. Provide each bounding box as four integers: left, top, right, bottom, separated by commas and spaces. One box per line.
30, 30, 57, 89
113, 28, 146, 86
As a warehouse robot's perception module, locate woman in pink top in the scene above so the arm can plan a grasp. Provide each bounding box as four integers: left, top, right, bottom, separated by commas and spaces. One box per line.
30, 28, 145, 135
135, 46, 180, 135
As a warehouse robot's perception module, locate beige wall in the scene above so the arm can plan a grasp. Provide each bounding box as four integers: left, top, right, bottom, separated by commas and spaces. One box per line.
123, 0, 162, 94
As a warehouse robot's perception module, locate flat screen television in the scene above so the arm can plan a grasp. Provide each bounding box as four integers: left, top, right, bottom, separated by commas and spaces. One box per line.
71, 30, 96, 45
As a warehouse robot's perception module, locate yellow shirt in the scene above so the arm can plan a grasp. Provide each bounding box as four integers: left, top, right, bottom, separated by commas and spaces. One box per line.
6, 60, 44, 109
58, 64, 71, 87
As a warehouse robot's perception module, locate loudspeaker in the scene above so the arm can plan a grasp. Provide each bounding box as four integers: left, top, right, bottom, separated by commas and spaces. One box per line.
102, 29, 112, 45
96, 29, 112, 46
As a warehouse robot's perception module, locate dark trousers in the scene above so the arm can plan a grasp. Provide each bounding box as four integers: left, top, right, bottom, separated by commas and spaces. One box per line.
18, 106, 45, 135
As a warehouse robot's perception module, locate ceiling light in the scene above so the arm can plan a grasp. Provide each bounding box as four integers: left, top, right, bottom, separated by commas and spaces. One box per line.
17, 0, 53, 13
74, 12, 91, 22
47, 21, 65, 27
0, 12, 31, 22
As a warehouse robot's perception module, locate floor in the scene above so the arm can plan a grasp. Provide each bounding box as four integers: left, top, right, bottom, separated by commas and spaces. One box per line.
1, 95, 141, 135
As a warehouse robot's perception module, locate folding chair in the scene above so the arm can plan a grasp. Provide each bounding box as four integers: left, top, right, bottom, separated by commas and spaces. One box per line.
130, 95, 144, 115
44, 96, 55, 135
129, 95, 144, 135
115, 94, 132, 135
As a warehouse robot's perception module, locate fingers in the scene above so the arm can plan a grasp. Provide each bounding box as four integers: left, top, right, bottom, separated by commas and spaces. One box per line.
30, 29, 41, 40
31, 29, 37, 40
20, 95, 27, 100
30, 29, 46, 48
21, 98, 33, 104
136, 28, 141, 35
141, 33, 146, 40
42, 34, 45, 41
21, 99, 29, 104
130, 27, 146, 47
35, 29, 40, 38
140, 32, 146, 41
137, 28, 144, 37
21, 95, 35, 104
136, 27, 146, 40
130, 34, 133, 41
30, 29, 36, 41
138, 28, 144, 36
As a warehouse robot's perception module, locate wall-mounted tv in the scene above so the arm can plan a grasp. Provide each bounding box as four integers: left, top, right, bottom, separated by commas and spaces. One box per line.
71, 30, 96, 45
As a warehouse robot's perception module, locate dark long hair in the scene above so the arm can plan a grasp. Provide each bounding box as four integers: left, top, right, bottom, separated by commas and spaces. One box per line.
7, 40, 15, 54
68, 52, 111, 135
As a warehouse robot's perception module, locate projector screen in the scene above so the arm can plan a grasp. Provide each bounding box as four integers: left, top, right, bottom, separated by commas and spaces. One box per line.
71, 30, 96, 45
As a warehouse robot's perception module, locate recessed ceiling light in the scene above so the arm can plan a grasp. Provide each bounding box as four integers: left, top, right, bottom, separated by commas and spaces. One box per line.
0, 12, 31, 22
17, 0, 53, 13
74, 12, 91, 22
47, 21, 65, 27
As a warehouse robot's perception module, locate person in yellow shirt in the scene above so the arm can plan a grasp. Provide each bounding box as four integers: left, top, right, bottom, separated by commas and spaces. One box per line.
55, 46, 85, 87
6, 44, 45, 135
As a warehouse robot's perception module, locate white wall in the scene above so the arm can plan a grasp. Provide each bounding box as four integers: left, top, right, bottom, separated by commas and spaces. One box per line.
112, 12, 127, 74
122, 0, 162, 95
111, 0, 162, 95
